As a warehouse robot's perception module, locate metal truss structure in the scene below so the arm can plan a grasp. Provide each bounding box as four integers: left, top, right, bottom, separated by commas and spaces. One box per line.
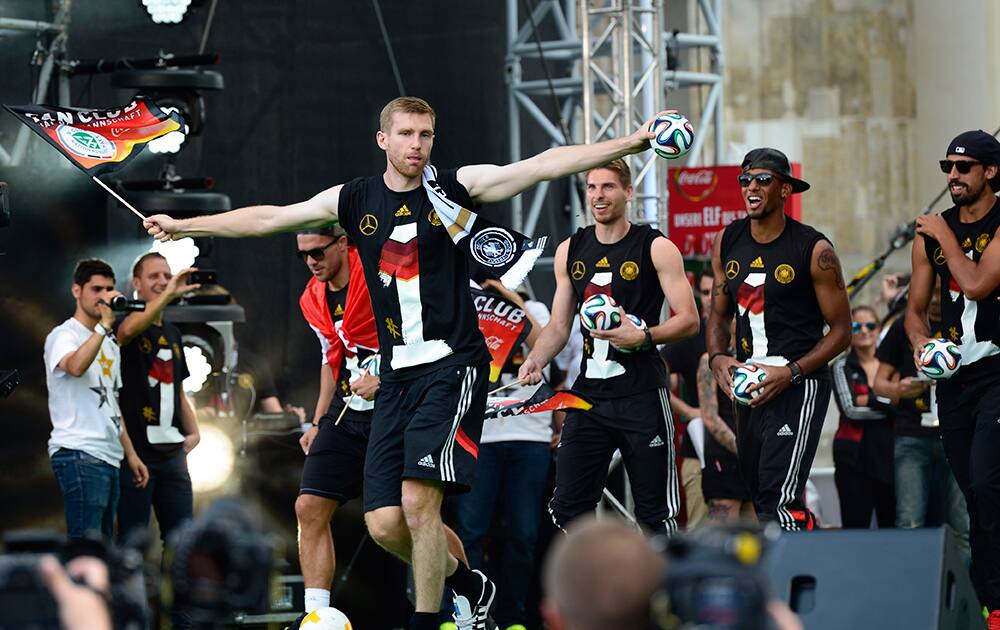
506, 0, 724, 239
0, 0, 73, 167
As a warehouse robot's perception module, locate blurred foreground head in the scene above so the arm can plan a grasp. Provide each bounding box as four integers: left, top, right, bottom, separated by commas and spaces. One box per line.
543, 516, 665, 630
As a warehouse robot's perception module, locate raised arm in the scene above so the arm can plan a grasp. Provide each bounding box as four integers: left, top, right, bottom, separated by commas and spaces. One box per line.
520, 239, 576, 384
145, 184, 343, 242
916, 216, 1000, 300
456, 112, 669, 204
117, 268, 199, 346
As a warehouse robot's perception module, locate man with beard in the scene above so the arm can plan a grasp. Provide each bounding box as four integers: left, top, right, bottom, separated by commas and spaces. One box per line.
706, 148, 851, 531
44, 259, 148, 540
143, 96, 667, 630
519, 159, 699, 536
905, 130, 1000, 627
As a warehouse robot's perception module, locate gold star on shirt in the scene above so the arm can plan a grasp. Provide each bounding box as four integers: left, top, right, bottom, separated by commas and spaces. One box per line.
97, 350, 114, 378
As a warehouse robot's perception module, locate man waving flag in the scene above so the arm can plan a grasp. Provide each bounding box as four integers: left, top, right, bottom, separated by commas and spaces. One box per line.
4, 97, 184, 219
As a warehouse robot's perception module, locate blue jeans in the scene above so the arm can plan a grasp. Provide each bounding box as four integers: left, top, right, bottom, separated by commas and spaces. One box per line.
117, 451, 193, 546
455, 441, 551, 628
50, 449, 120, 540
895, 436, 970, 557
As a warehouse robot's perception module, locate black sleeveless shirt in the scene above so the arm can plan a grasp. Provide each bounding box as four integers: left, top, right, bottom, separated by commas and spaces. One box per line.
338, 170, 491, 382
567, 223, 669, 398
720, 216, 828, 368
922, 199, 1000, 393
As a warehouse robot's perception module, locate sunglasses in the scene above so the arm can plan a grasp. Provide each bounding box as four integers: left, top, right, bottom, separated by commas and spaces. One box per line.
296, 240, 336, 261
738, 173, 777, 187
852, 321, 878, 333
939, 159, 981, 175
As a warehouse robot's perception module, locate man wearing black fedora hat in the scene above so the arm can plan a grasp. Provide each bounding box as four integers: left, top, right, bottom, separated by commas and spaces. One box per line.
704, 147, 852, 531
905, 130, 1000, 626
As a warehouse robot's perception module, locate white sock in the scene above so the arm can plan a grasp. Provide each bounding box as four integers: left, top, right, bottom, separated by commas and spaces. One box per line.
304, 588, 331, 613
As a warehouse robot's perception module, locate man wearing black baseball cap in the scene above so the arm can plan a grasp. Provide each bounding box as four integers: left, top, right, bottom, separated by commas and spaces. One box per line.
704, 147, 851, 530
905, 130, 1000, 626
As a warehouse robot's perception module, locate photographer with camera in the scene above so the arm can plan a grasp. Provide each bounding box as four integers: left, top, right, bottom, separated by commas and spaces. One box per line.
44, 259, 148, 541
114, 252, 201, 627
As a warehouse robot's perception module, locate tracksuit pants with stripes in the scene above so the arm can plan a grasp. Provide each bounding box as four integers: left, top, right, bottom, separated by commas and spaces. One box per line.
735, 376, 831, 531
549, 387, 680, 536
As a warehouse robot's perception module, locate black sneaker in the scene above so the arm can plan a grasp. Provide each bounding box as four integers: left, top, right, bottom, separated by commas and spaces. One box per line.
451, 569, 496, 630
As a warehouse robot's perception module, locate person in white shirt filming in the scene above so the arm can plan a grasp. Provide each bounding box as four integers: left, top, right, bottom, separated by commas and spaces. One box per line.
44, 259, 148, 540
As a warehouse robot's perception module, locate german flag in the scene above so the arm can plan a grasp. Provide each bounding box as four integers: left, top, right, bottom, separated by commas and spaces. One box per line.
4, 97, 183, 176
485, 384, 593, 420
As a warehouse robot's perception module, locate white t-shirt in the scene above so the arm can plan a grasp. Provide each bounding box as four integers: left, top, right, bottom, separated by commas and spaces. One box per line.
482, 300, 553, 444
44, 318, 123, 467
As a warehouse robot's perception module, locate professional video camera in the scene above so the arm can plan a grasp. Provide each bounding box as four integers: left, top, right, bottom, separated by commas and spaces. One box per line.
165, 498, 274, 627
651, 523, 778, 630
0, 531, 147, 630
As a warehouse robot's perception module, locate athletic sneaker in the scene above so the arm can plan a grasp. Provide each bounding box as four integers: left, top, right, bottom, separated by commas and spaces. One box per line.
988, 609, 1000, 630
452, 569, 496, 630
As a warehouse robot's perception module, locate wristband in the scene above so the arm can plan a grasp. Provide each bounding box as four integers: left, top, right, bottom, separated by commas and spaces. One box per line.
708, 352, 729, 367
95, 323, 114, 339
643, 326, 654, 350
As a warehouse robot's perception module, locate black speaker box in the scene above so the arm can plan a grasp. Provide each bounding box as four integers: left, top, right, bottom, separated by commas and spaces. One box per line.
763, 527, 983, 629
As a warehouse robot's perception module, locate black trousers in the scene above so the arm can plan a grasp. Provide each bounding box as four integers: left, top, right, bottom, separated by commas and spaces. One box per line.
549, 388, 680, 536
939, 381, 1000, 611
735, 377, 830, 531
833, 441, 895, 529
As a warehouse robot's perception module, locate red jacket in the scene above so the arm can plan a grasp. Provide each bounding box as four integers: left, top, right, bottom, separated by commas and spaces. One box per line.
298, 246, 378, 380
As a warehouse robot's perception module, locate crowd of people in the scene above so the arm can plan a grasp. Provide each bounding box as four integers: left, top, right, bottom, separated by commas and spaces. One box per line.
36, 96, 1000, 629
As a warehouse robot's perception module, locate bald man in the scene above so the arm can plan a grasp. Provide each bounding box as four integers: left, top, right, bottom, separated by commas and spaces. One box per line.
542, 517, 664, 630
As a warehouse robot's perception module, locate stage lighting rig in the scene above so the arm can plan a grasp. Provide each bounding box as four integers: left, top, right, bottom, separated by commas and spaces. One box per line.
139, 0, 205, 24
111, 66, 223, 154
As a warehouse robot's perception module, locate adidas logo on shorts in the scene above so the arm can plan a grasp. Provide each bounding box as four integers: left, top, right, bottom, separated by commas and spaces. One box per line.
418, 454, 436, 469
649, 435, 665, 448
777, 424, 794, 437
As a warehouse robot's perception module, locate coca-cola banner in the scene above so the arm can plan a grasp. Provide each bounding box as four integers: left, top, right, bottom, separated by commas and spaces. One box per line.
667, 165, 803, 258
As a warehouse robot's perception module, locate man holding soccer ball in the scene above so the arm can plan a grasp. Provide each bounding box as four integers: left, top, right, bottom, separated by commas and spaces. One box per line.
905, 130, 1000, 626
705, 148, 852, 531
143, 96, 673, 630
519, 158, 699, 536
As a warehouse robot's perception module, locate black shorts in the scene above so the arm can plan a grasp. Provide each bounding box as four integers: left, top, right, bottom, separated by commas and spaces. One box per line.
701, 428, 749, 502
363, 363, 488, 512
299, 410, 372, 503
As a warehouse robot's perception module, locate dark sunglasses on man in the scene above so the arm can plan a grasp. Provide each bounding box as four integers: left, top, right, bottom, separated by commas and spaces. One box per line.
737, 173, 778, 187
939, 159, 981, 175
296, 240, 336, 261
851, 321, 878, 334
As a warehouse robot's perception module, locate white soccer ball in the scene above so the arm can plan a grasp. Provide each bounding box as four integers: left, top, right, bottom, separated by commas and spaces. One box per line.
579, 294, 621, 331
918, 339, 961, 380
732, 364, 767, 406
359, 353, 381, 377
648, 112, 695, 159
617, 314, 647, 354
299, 607, 353, 630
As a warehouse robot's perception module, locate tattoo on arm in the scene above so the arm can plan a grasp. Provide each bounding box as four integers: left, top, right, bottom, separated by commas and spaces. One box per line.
818, 247, 846, 290
709, 324, 730, 355
698, 355, 737, 455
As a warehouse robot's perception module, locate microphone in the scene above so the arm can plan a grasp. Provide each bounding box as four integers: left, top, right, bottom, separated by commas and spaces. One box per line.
100, 296, 147, 312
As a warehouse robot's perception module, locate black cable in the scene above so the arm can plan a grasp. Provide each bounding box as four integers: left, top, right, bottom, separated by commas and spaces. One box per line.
371, 0, 406, 96
198, 0, 220, 56
330, 533, 369, 601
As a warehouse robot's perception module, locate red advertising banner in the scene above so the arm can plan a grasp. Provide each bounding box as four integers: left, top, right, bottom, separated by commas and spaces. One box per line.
667, 164, 803, 258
